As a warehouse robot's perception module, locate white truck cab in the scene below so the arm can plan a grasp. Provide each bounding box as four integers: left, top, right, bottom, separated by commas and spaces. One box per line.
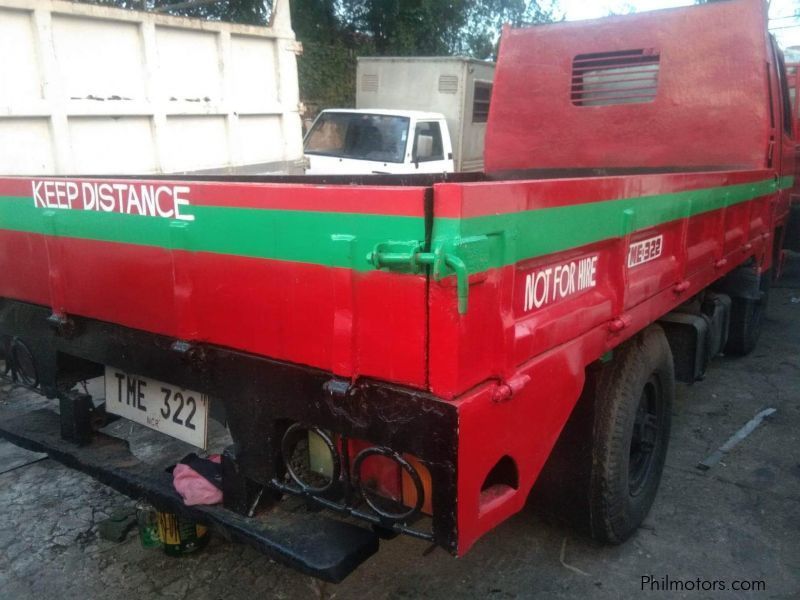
303, 109, 455, 175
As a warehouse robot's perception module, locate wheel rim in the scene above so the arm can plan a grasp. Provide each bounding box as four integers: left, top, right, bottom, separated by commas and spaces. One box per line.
628, 375, 662, 497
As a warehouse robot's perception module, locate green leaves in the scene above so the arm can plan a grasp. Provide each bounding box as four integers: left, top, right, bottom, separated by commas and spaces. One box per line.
456, 0, 560, 58
292, 1, 559, 107
335, 0, 558, 59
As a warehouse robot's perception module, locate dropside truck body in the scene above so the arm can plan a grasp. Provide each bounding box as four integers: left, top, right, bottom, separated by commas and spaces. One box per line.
0, 0, 794, 582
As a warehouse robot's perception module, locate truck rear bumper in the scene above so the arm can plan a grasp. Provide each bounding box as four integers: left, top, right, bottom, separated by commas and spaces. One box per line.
0, 406, 379, 583
0, 298, 459, 559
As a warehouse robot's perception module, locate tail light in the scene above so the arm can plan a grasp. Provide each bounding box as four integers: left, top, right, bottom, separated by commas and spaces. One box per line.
351, 445, 433, 520
308, 428, 335, 479
279, 423, 433, 522
280, 423, 339, 493
402, 454, 433, 515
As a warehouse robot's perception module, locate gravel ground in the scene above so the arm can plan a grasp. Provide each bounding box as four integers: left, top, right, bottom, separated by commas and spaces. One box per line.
1, 258, 799, 599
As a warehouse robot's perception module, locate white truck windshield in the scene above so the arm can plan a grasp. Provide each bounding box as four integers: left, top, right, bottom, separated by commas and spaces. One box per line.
305, 113, 410, 163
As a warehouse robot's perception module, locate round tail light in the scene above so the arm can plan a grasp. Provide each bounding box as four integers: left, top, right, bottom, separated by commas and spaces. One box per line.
281, 423, 340, 494
353, 446, 424, 521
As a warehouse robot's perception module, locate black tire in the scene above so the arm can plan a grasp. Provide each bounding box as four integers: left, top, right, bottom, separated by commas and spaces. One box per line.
724, 272, 769, 356
589, 325, 674, 543
10, 337, 38, 387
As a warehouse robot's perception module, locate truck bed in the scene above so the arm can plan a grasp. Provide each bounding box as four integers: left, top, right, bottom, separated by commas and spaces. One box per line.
0, 168, 792, 397
0, 166, 792, 556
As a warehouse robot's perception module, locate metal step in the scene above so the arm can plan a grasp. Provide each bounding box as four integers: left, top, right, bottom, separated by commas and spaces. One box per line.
0, 407, 379, 583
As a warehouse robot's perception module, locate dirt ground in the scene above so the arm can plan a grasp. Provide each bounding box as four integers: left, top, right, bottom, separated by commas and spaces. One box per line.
1, 257, 799, 599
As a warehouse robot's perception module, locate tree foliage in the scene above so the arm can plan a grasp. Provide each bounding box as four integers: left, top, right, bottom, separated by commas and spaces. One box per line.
293, 1, 558, 108
455, 0, 558, 57
332, 0, 557, 58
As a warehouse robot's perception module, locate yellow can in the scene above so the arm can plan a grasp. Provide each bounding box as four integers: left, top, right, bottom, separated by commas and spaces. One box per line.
156, 511, 209, 556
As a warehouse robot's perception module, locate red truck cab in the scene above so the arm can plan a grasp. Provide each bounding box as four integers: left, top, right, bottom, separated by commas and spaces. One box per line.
784, 58, 800, 249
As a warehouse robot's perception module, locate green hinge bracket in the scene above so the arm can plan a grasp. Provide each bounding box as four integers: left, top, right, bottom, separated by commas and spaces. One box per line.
367, 241, 469, 314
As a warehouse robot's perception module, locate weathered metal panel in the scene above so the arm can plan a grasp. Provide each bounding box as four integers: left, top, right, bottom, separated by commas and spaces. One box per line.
486, 0, 772, 171
0, 176, 431, 388
424, 169, 791, 554
0, 0, 303, 175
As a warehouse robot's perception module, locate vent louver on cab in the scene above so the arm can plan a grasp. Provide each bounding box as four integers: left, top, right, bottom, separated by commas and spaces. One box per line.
361, 74, 378, 92
438, 75, 459, 93
571, 49, 660, 106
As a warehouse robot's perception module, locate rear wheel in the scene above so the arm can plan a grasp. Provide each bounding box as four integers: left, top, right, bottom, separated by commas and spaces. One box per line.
10, 337, 38, 387
589, 325, 674, 543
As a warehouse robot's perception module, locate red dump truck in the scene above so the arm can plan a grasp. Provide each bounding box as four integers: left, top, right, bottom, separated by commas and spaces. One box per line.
0, 0, 795, 582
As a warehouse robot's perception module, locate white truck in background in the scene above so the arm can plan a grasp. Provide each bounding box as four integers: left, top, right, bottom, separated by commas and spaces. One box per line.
304, 109, 455, 174
303, 57, 494, 175
0, 0, 304, 175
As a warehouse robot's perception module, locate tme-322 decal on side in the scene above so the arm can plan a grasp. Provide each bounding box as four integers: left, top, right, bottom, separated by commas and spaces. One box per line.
519, 254, 599, 313
627, 234, 663, 268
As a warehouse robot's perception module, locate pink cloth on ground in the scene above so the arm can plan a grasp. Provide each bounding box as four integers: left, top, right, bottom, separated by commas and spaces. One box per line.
173, 454, 222, 506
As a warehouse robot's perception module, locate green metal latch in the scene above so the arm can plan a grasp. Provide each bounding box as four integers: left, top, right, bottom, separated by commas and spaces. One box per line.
367, 242, 469, 314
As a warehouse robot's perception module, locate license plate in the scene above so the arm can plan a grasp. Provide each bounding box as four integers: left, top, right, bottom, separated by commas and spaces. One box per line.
104, 367, 208, 449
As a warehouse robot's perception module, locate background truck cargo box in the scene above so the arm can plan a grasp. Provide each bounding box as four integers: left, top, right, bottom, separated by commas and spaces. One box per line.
0, 0, 304, 176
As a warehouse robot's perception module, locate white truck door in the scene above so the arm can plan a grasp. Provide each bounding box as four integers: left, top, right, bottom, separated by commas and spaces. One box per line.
411, 121, 455, 173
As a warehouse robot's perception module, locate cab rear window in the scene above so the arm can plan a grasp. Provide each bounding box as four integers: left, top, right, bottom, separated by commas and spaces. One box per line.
571, 49, 660, 106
